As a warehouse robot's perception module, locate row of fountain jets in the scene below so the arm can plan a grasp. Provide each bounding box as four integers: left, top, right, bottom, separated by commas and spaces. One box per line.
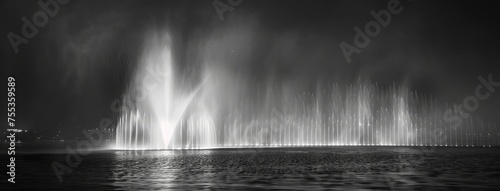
115, 42, 498, 150
116, 82, 498, 150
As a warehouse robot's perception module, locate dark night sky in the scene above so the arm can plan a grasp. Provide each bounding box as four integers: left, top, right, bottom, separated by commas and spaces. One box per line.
1, 0, 500, 133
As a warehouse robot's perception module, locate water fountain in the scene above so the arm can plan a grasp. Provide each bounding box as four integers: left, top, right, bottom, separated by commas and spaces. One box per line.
115, 33, 217, 149
115, 34, 498, 150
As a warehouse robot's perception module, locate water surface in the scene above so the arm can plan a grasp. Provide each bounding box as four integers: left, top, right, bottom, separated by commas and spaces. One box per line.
4, 147, 500, 190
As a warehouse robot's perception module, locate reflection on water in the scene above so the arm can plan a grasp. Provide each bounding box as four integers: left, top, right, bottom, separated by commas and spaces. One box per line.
6, 147, 500, 190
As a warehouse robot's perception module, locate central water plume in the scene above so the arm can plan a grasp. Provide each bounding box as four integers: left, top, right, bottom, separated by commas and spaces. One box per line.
115, 33, 217, 149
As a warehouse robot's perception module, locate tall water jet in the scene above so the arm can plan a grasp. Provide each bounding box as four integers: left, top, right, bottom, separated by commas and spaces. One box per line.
115, 32, 216, 150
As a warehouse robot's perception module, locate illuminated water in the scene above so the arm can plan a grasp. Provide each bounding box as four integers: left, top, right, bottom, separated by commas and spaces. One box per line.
115, 34, 498, 150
